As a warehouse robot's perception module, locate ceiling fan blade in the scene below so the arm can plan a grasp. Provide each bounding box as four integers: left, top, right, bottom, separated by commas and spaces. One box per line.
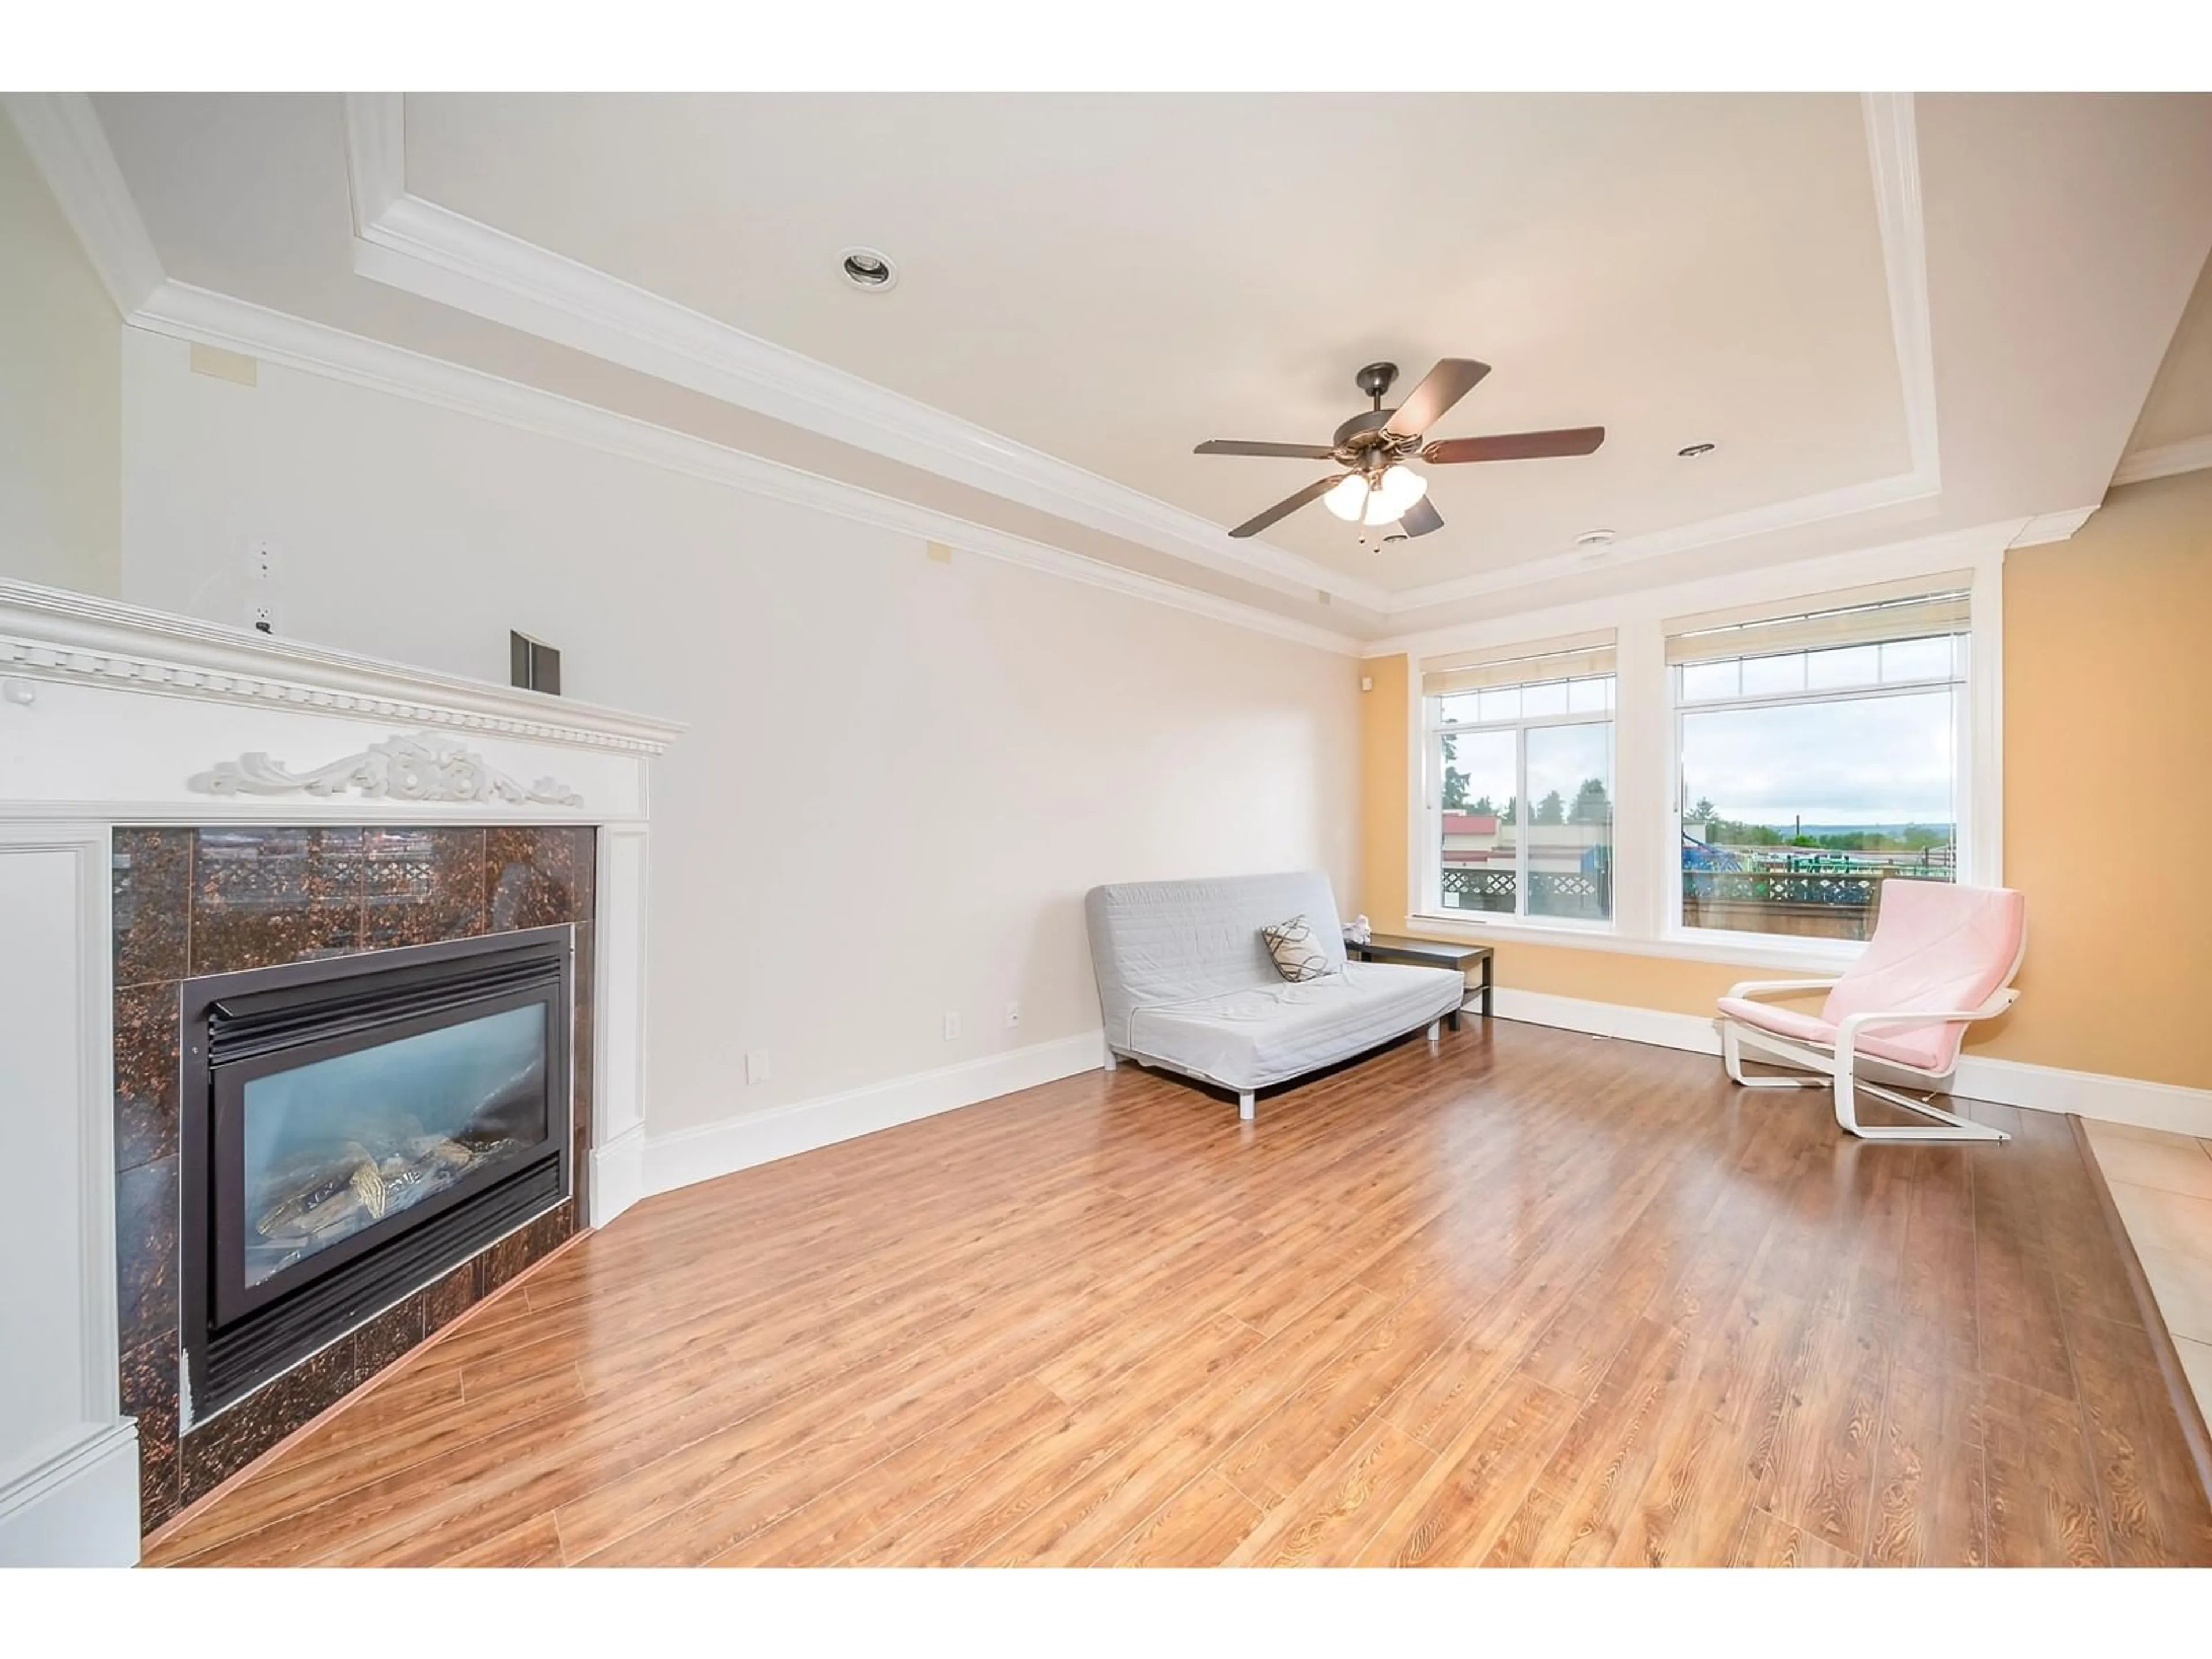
1384, 358, 1491, 439
1396, 495, 1444, 539
1422, 427, 1607, 464
1194, 440, 1338, 460
1227, 474, 1345, 539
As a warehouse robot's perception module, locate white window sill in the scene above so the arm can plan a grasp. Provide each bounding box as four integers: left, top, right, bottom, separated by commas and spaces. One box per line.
1406, 911, 1864, 975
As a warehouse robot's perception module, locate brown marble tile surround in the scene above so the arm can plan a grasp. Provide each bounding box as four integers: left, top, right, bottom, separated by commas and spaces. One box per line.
112, 824, 596, 1533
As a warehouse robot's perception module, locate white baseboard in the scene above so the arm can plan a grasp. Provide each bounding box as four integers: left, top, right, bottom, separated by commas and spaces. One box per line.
1948, 1054, 2212, 1139
1486, 988, 2212, 1138
643, 1030, 1105, 1199
0, 1421, 140, 1567
589, 1123, 646, 1228
1488, 987, 1722, 1056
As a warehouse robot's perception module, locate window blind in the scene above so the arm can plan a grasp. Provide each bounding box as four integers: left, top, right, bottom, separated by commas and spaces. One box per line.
1662, 573, 1972, 668
1421, 629, 1617, 697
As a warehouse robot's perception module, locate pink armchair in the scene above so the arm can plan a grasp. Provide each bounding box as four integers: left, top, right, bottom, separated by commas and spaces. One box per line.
1716, 878, 2027, 1142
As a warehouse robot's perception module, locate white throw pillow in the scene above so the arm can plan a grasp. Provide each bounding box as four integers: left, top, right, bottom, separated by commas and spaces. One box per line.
1261, 914, 1332, 983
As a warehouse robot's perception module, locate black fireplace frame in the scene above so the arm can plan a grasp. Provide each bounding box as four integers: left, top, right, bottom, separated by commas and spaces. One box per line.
179, 925, 573, 1419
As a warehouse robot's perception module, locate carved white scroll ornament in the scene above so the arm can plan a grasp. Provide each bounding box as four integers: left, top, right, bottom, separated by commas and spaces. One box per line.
188, 733, 583, 806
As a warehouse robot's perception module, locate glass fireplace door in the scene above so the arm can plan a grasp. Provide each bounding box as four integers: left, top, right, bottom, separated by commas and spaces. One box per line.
238, 1002, 549, 1289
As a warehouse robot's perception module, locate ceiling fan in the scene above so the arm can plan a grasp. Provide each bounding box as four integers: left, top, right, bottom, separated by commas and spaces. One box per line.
1195, 359, 1605, 541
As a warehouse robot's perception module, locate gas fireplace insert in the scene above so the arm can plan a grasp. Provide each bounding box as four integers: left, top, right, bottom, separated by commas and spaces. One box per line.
179, 925, 573, 1418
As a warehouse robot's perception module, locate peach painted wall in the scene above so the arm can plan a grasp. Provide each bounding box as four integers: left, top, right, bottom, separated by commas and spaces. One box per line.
1357, 468, 2212, 1090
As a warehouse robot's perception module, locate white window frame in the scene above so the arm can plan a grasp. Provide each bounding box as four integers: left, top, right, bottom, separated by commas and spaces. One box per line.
1666, 635, 1974, 947
1397, 523, 2006, 975
1418, 675, 1617, 935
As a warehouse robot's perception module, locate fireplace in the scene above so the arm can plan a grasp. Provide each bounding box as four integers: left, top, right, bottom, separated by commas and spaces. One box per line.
179, 925, 573, 1418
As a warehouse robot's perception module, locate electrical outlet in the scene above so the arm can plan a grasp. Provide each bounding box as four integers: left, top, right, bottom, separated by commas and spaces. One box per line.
242, 537, 282, 582
1005, 1001, 1021, 1029
745, 1051, 770, 1085
247, 599, 285, 635
942, 1012, 961, 1042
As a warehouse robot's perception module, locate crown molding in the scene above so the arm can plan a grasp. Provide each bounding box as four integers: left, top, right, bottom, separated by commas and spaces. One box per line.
1360, 517, 2017, 661
0, 576, 685, 754
2007, 505, 2102, 547
17, 90, 1949, 645
1861, 91, 1941, 482
1382, 465, 1940, 614
339, 92, 1945, 627
1380, 93, 1943, 619
127, 282, 1363, 658
341, 89, 406, 236
0, 92, 162, 315
2111, 433, 2212, 488
340, 99, 1387, 616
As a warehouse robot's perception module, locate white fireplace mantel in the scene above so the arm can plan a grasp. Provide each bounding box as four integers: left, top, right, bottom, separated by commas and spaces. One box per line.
0, 578, 682, 1565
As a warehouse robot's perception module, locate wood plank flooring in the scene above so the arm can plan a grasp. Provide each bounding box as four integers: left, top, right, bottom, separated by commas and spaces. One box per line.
143, 1021, 2212, 1567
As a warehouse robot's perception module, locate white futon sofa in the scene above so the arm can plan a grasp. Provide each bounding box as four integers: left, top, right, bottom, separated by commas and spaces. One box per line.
1083, 870, 1467, 1120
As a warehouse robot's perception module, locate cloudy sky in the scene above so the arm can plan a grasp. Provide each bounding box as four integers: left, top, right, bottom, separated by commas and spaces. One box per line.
1445, 688, 1959, 828
1681, 690, 1957, 826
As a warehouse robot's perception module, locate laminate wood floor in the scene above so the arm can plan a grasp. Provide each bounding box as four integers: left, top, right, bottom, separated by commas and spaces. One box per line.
144, 1021, 2212, 1567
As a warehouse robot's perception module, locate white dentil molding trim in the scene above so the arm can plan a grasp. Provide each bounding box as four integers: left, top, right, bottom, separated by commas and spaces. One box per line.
126, 281, 1363, 657
0, 92, 163, 315
0, 575, 686, 754
340, 98, 1387, 616
2111, 434, 2212, 488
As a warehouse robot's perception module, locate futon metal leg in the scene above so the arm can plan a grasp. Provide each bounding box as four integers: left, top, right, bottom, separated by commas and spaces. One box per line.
1101, 1048, 1117, 1071
1425, 1019, 1441, 1041
1238, 1090, 1255, 1122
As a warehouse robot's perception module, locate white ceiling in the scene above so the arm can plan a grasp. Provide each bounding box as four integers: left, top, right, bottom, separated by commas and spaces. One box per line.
403, 93, 1908, 588
2127, 249, 2212, 457
67, 91, 2212, 643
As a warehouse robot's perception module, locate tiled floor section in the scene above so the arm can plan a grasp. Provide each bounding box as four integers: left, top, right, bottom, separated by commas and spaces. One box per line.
2081, 1119, 2212, 1422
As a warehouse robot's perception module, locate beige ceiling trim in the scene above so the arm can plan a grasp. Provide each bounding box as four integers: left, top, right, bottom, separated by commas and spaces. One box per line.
2111, 433, 2212, 487
1380, 92, 1944, 615
10, 91, 1361, 657
119, 282, 1361, 658
0, 92, 163, 315
336, 96, 1391, 616
337, 92, 1944, 623
2007, 506, 2102, 547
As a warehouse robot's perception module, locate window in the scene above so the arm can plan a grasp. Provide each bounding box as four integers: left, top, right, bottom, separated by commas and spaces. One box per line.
1670, 581, 1970, 943
1422, 635, 1616, 926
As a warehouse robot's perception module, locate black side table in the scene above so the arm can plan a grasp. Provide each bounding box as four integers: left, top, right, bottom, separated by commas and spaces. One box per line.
1347, 935, 1494, 1025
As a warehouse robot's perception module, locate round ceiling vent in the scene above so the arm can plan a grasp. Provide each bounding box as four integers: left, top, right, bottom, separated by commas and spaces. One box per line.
1574, 529, 1617, 548
839, 247, 899, 291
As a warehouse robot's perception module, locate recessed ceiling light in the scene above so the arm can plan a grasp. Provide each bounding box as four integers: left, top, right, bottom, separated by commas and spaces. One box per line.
840, 247, 899, 291
1676, 441, 1718, 458
1574, 529, 1616, 547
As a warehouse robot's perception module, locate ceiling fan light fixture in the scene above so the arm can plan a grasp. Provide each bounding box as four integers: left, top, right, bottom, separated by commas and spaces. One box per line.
1322, 473, 1371, 522
1363, 464, 1428, 526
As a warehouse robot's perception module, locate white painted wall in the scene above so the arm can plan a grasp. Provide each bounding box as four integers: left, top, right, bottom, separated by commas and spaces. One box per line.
119, 331, 1359, 1138
0, 118, 121, 597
